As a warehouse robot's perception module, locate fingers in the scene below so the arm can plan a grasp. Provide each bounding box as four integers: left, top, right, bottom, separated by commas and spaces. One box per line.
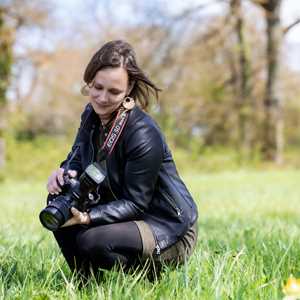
57, 168, 65, 187
61, 208, 86, 228
68, 170, 77, 178
60, 208, 78, 227
70, 208, 90, 225
46, 168, 78, 195
61, 217, 76, 227
71, 207, 80, 217
47, 168, 64, 195
47, 171, 59, 195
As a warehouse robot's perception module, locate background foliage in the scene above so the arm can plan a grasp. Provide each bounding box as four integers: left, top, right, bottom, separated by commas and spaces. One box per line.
1, 1, 300, 299
0, 0, 300, 178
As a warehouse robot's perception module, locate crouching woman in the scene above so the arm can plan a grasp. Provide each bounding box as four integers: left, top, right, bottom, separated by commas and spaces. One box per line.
45, 40, 198, 277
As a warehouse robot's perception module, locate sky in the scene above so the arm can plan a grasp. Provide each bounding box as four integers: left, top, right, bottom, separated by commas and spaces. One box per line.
52, 0, 300, 39
51, 0, 300, 69
280, 1, 300, 70
14, 0, 300, 73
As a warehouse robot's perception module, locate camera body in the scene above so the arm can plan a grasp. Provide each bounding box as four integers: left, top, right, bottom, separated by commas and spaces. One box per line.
39, 162, 105, 231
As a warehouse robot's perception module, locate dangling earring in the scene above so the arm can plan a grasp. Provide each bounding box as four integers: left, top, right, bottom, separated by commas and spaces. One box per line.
81, 84, 90, 96
122, 96, 135, 110
81, 81, 94, 96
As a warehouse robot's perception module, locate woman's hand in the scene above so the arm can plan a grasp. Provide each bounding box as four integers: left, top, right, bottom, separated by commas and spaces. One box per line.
47, 168, 77, 195
61, 207, 91, 227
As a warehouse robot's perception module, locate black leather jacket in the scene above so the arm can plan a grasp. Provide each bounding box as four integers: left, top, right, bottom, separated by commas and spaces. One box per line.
60, 104, 198, 252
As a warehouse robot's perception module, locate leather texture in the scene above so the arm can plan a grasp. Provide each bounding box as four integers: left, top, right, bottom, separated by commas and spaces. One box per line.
60, 103, 198, 252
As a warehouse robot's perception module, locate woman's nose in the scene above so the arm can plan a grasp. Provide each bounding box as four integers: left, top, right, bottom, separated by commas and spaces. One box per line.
92, 90, 109, 103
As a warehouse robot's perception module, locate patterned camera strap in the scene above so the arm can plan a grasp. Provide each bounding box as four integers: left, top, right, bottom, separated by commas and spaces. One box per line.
97, 107, 130, 162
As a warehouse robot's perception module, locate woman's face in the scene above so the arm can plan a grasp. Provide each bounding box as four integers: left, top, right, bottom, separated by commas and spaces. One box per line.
89, 67, 129, 121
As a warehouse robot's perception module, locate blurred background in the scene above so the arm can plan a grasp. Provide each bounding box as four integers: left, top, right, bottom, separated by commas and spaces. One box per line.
1, 0, 300, 181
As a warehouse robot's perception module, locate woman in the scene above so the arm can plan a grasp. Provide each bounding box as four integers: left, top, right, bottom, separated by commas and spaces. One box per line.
46, 40, 198, 277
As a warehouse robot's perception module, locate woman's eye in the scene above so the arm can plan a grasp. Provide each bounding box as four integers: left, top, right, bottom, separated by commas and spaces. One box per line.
94, 85, 103, 90
110, 90, 121, 96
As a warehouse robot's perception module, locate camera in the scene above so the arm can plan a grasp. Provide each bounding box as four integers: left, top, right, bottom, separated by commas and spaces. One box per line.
39, 162, 105, 231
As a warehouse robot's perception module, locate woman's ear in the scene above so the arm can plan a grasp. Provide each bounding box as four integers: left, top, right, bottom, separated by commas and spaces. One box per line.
127, 80, 135, 96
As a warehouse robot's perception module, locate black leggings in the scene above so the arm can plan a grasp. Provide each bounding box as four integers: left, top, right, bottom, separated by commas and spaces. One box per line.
53, 221, 143, 275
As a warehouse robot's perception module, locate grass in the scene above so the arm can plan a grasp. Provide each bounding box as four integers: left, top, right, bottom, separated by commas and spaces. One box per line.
1, 170, 300, 299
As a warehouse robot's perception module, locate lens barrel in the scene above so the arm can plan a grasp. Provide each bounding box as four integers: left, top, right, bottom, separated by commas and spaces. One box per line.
39, 195, 72, 231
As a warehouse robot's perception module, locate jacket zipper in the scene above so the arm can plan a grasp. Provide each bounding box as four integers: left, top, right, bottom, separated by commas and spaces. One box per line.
162, 189, 181, 217
148, 224, 161, 255
155, 243, 161, 255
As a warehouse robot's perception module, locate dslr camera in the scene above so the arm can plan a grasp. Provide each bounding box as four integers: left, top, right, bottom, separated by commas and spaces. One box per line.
39, 162, 105, 231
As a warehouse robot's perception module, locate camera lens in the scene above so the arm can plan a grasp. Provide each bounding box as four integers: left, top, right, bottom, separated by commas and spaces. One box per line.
39, 195, 71, 231
39, 207, 65, 231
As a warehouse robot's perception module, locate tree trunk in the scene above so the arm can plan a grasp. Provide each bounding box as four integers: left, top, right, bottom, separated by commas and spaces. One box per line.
260, 0, 283, 162
231, 0, 253, 159
0, 7, 13, 169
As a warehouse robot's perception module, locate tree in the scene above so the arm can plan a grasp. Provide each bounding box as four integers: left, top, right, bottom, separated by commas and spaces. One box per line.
0, 1, 51, 167
0, 6, 13, 168
252, 0, 283, 162
251, 0, 300, 163
230, 0, 253, 159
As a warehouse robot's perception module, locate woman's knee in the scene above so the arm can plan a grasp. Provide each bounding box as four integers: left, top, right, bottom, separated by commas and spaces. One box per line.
76, 228, 111, 258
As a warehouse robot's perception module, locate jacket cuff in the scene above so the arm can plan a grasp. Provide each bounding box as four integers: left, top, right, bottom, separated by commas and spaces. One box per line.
87, 207, 102, 225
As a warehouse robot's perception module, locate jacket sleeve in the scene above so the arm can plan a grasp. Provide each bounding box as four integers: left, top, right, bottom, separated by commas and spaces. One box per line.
88, 124, 164, 225
60, 104, 92, 174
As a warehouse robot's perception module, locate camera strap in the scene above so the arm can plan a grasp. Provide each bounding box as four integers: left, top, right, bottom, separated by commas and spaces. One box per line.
97, 106, 131, 161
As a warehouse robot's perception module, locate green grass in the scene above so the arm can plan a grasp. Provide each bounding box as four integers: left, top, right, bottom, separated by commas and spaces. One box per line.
1, 170, 300, 299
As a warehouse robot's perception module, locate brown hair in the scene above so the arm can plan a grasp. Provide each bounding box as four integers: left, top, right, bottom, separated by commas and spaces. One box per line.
83, 40, 161, 109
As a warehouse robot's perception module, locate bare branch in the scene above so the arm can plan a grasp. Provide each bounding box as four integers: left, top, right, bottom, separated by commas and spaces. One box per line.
173, 0, 228, 21
194, 12, 233, 44
283, 18, 300, 35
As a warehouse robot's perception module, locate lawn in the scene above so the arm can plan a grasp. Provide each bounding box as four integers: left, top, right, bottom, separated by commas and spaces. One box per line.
1, 170, 300, 299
